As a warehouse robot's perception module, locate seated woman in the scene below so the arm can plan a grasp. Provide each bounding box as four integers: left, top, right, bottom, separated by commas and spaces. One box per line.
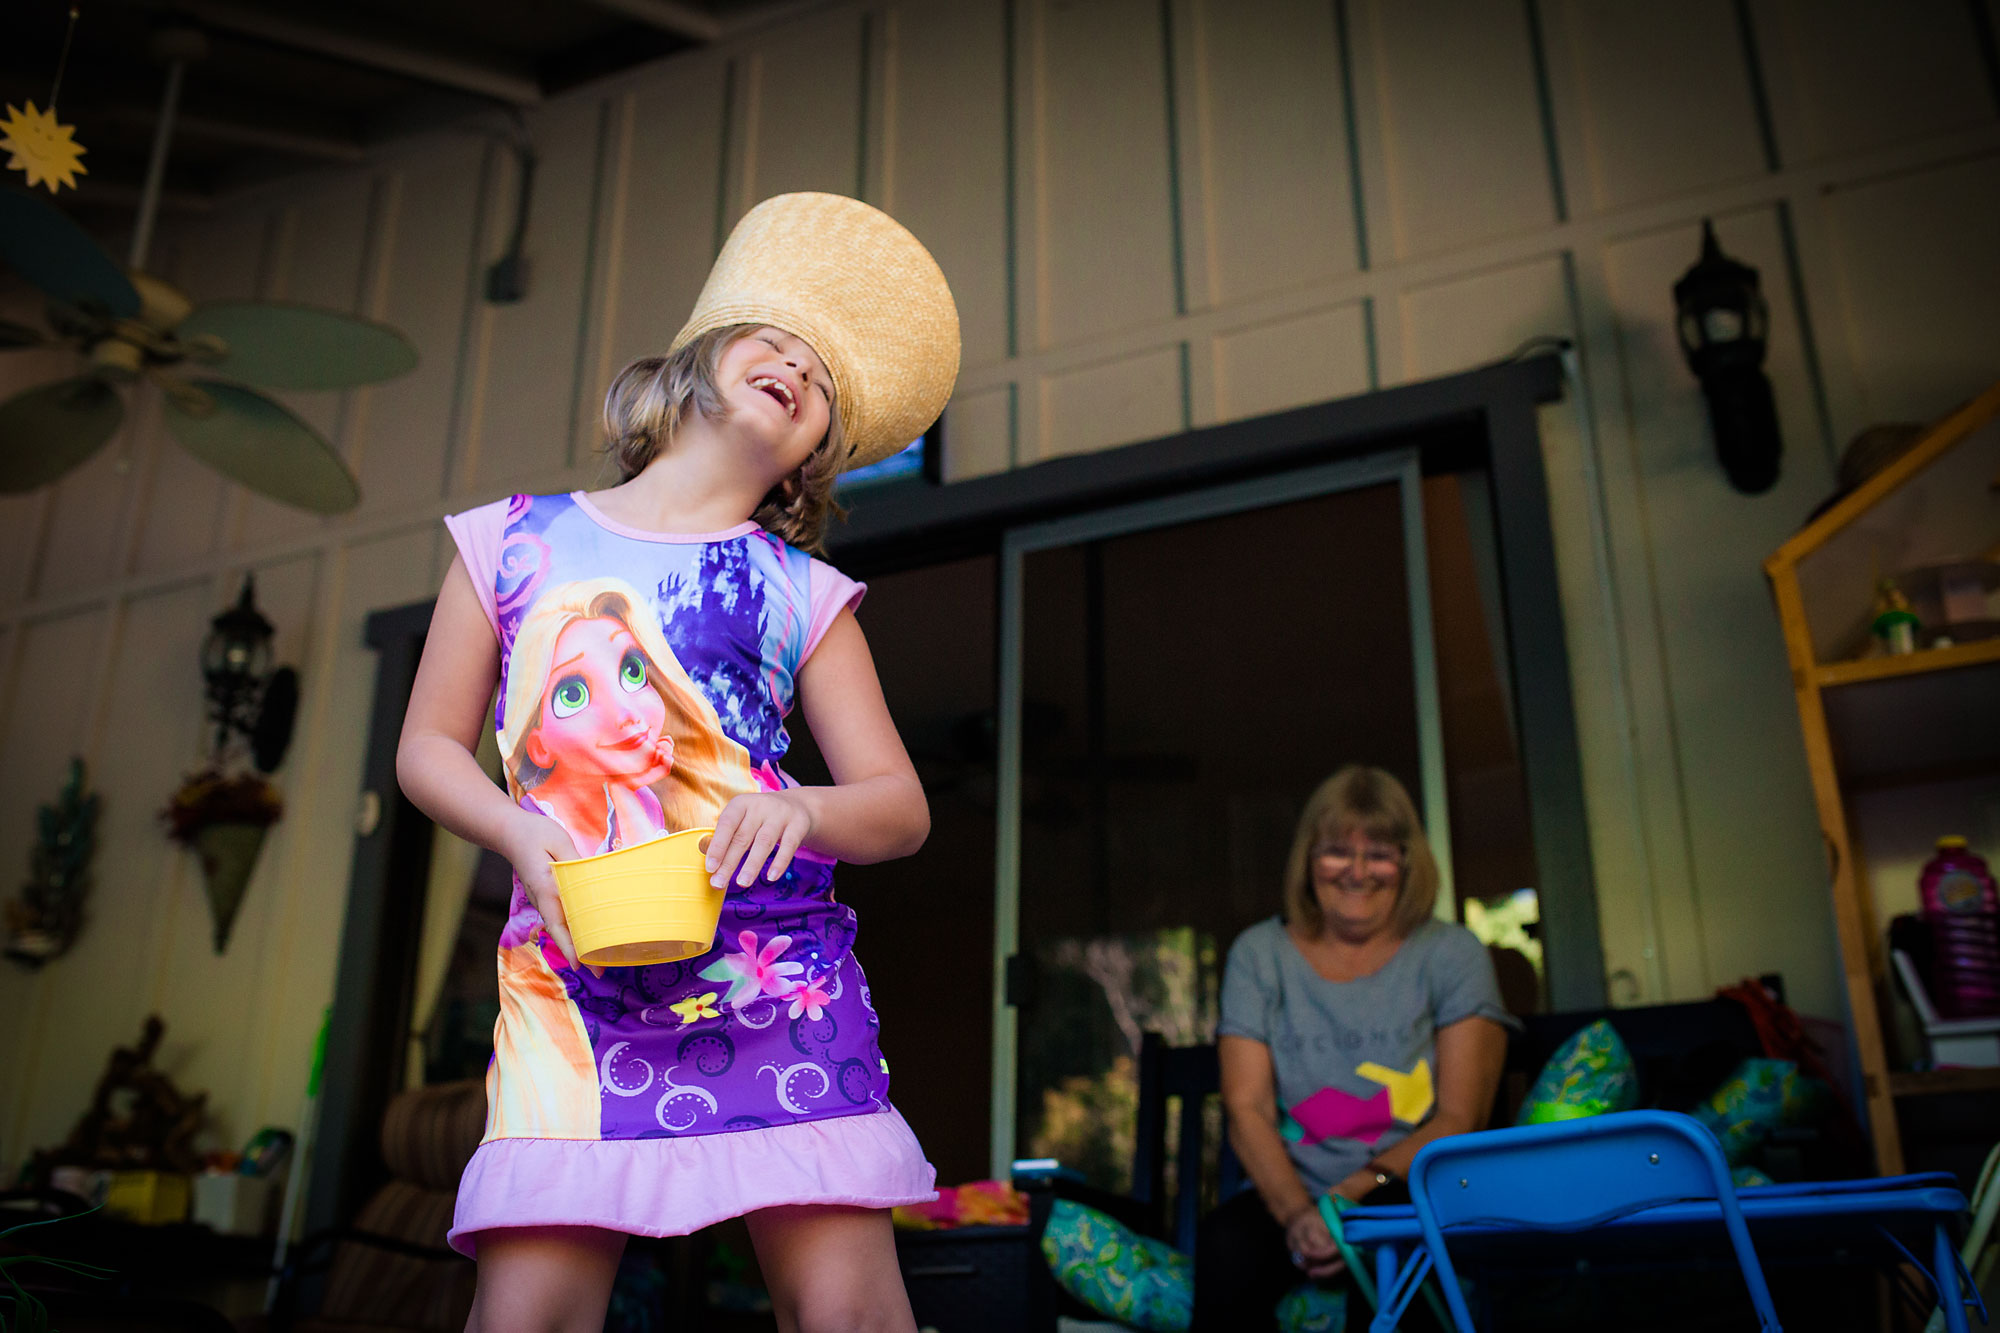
1196, 765, 1516, 1329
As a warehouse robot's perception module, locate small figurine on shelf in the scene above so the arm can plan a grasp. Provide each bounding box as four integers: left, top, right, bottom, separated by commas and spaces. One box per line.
1869, 577, 1921, 655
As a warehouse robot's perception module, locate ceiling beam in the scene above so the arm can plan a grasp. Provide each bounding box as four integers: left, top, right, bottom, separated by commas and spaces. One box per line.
174, 0, 543, 106
72, 180, 215, 215
577, 0, 723, 41
99, 106, 367, 164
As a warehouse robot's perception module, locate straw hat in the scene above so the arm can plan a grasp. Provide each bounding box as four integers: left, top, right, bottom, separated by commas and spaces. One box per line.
669, 192, 960, 471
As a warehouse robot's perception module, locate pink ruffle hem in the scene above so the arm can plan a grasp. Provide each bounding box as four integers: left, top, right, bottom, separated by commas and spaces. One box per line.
447, 1107, 937, 1257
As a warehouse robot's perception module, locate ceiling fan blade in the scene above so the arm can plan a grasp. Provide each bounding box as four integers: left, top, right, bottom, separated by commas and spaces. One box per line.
164, 380, 360, 514
0, 376, 125, 492
177, 302, 418, 390
0, 189, 141, 318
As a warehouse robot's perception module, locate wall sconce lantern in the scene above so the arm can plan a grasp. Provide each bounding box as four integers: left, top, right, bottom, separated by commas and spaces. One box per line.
200, 574, 297, 772
1674, 219, 1782, 494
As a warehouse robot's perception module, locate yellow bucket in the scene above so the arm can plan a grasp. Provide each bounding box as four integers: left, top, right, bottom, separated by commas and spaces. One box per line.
551, 827, 722, 968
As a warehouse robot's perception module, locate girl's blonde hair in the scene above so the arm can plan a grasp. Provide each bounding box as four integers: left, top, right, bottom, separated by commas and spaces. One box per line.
602, 324, 849, 554
1281, 764, 1440, 938
499, 576, 755, 831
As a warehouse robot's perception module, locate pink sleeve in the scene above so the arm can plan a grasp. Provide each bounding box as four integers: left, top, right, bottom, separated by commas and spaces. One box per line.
803, 558, 867, 663
443, 497, 512, 637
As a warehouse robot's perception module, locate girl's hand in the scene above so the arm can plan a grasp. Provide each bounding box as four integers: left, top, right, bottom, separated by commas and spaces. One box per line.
706, 790, 815, 888
1283, 1204, 1345, 1279
503, 808, 584, 966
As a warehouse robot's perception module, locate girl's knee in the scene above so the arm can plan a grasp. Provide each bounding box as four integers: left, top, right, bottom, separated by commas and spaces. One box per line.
784, 1292, 914, 1333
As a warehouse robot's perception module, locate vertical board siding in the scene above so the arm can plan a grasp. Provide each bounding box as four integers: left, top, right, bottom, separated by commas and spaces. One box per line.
1751, 0, 1996, 164
1599, 208, 1840, 1015
1183, 0, 1360, 306
1544, 0, 1770, 212
1816, 151, 2000, 425
733, 8, 869, 218
357, 141, 491, 516
883, 0, 1013, 370
1349, 0, 1559, 261
1025, 0, 1182, 348
6, 0, 2000, 1172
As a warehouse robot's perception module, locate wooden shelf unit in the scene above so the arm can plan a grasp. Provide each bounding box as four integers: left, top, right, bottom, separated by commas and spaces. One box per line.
1764, 379, 2000, 1175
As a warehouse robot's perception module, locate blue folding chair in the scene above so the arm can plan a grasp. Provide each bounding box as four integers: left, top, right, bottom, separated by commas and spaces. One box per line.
1378, 1110, 1782, 1332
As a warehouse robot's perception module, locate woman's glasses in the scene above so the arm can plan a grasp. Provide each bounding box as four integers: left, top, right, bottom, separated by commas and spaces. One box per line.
1312, 841, 1404, 882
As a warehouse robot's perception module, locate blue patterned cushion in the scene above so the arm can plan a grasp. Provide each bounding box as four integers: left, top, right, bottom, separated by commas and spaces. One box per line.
1039, 1199, 1192, 1332
1276, 1281, 1348, 1332
1516, 1019, 1640, 1125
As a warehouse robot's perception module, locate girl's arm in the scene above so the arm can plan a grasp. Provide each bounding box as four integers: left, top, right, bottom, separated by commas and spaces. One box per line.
1356, 1013, 1507, 1183
704, 608, 929, 887
397, 556, 585, 963
1220, 1033, 1343, 1276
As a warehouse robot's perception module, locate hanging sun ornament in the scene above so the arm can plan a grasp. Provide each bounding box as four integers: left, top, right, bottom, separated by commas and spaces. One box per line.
1, 100, 88, 193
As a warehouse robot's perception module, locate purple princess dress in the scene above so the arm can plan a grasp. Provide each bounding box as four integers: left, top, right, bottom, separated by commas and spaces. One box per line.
440, 490, 934, 1254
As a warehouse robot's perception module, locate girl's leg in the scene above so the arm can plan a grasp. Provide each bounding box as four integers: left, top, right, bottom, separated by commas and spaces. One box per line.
464, 1225, 627, 1333
745, 1204, 917, 1333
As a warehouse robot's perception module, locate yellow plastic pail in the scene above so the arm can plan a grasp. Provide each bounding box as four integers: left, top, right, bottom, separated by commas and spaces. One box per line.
551, 827, 722, 967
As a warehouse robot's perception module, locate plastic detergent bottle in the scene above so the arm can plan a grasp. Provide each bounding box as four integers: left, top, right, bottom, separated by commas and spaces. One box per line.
1920, 837, 2000, 1018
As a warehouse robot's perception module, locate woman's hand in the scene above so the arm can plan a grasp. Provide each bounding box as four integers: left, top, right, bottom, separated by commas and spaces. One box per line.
707, 790, 816, 888
502, 807, 583, 966
1282, 1203, 1345, 1279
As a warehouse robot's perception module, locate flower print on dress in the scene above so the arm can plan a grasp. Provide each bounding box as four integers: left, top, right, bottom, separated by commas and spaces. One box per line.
669, 991, 721, 1026
785, 971, 833, 1022
699, 930, 802, 1009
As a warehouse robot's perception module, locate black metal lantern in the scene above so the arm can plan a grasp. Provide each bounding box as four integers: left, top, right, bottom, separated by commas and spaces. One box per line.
201, 575, 286, 761
1674, 219, 1782, 494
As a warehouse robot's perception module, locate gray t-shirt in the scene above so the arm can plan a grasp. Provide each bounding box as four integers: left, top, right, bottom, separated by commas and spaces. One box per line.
1218, 916, 1517, 1196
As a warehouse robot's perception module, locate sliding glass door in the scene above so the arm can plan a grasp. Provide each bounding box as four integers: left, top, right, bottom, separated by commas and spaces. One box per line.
989, 452, 1453, 1180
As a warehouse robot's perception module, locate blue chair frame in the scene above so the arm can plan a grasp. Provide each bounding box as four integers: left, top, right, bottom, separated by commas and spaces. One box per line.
1379, 1111, 1782, 1332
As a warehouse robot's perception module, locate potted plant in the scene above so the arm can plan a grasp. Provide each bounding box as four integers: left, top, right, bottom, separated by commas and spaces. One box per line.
162, 768, 283, 953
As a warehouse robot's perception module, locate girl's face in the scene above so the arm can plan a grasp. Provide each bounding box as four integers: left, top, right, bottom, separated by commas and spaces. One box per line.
715, 326, 835, 478
1309, 828, 1405, 941
524, 615, 670, 785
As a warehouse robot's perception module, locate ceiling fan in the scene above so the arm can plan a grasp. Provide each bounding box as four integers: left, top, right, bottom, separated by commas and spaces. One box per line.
0, 29, 415, 514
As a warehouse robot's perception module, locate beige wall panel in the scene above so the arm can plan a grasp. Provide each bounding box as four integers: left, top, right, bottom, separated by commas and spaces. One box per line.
1187, 0, 1359, 305
1819, 152, 2000, 430
0, 607, 106, 1159
596, 67, 729, 399
15, 583, 209, 1159
1395, 255, 1570, 383
247, 530, 432, 1128
31, 445, 136, 602
883, 0, 1011, 369
1752, 0, 1994, 164
1351, 0, 1556, 261
1601, 208, 1840, 1018
736, 8, 867, 214
235, 180, 377, 551
463, 98, 611, 490
0, 340, 67, 596
356, 143, 491, 516
1547, 0, 1767, 211
0, 496, 41, 606
1037, 344, 1184, 461
1027, 0, 1181, 348
942, 384, 1013, 481
1211, 303, 1372, 423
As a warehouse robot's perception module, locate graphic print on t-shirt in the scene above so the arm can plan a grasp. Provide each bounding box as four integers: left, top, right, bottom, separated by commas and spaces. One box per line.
1285, 1057, 1435, 1147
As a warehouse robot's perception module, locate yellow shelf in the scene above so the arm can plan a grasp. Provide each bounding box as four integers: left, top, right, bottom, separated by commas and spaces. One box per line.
1813, 637, 2000, 688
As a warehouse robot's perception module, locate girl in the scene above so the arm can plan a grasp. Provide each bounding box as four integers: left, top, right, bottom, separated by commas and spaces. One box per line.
397, 192, 959, 1333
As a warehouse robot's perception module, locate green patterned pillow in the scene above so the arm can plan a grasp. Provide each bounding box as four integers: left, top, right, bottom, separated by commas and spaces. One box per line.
1516, 1018, 1640, 1125
1040, 1199, 1192, 1332
1276, 1282, 1347, 1332
1691, 1057, 1827, 1165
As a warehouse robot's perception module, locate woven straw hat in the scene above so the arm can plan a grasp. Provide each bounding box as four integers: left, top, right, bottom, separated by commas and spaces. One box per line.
669, 192, 960, 471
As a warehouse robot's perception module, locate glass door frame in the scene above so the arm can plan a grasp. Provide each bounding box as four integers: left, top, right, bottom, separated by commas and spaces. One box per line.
987, 449, 1450, 1177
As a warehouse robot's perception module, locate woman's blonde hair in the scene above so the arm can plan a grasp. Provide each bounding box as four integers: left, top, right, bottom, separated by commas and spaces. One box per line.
499, 576, 755, 831
601, 324, 849, 554
1281, 765, 1439, 938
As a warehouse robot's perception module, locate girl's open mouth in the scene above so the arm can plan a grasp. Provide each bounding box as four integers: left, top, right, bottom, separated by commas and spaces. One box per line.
747, 374, 798, 421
